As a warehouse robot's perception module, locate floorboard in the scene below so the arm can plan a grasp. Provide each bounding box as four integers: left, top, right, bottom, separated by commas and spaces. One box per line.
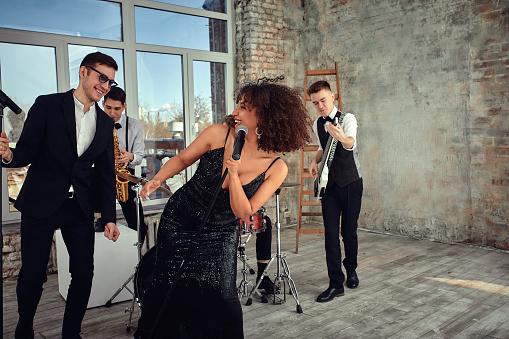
3, 224, 508, 339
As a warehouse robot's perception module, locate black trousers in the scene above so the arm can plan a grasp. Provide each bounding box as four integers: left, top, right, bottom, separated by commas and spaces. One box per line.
321, 178, 363, 288
17, 197, 94, 337
118, 180, 147, 245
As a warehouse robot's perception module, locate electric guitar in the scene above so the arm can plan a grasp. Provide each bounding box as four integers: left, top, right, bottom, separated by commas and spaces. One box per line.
313, 113, 344, 202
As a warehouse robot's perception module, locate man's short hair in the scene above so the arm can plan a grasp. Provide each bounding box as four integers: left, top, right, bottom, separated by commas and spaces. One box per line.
80, 52, 118, 71
104, 87, 126, 105
307, 80, 332, 96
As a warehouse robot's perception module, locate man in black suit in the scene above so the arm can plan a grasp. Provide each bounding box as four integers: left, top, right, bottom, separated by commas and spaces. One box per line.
307, 80, 363, 303
0, 52, 121, 339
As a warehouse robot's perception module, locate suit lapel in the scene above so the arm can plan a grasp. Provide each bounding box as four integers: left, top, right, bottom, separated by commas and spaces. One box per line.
62, 90, 78, 156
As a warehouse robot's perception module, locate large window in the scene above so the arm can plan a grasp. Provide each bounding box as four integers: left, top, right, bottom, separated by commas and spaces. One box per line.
135, 7, 227, 52
0, 0, 234, 223
0, 43, 58, 213
0, 0, 122, 41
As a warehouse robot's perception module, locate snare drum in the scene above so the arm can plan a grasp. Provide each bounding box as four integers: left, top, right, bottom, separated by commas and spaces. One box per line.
238, 207, 266, 235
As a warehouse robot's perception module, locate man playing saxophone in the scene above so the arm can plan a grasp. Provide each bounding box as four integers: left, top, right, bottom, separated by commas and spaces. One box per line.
95, 87, 147, 244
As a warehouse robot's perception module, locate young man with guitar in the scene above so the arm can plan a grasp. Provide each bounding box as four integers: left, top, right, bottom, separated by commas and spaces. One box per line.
307, 80, 363, 303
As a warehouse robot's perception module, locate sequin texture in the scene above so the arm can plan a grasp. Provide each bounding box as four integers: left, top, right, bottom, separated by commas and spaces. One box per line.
135, 146, 265, 338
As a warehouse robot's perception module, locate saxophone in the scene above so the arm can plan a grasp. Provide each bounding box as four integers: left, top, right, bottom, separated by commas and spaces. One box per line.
114, 128, 130, 202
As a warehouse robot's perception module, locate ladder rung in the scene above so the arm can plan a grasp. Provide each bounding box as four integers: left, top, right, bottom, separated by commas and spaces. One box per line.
306, 69, 336, 76
302, 212, 322, 216
301, 200, 320, 206
302, 190, 314, 195
301, 173, 313, 179
303, 145, 319, 152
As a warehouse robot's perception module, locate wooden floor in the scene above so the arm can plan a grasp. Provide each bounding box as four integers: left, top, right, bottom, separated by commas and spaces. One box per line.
3, 224, 509, 339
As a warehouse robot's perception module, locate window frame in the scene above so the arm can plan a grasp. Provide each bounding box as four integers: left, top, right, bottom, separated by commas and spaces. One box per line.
0, 0, 235, 224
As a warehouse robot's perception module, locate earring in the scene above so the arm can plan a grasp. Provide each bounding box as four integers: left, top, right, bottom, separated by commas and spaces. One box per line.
255, 127, 262, 139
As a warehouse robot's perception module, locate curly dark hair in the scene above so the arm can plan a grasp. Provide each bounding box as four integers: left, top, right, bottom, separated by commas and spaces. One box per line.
235, 81, 311, 153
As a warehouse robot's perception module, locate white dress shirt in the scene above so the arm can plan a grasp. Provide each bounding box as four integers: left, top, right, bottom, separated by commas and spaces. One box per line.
71, 94, 97, 192
115, 114, 144, 170
73, 94, 97, 157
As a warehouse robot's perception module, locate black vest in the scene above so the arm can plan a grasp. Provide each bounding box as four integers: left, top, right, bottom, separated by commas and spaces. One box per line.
317, 113, 360, 188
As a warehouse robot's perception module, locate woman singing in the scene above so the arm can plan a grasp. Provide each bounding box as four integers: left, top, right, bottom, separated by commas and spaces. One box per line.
134, 80, 310, 338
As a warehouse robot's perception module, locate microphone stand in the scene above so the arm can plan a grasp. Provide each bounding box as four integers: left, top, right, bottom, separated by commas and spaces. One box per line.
148, 168, 230, 339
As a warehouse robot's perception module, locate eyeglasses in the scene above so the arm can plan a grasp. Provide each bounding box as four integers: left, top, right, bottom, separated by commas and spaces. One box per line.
86, 66, 118, 88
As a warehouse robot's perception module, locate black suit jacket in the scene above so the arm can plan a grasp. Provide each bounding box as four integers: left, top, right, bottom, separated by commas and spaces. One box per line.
3, 90, 116, 223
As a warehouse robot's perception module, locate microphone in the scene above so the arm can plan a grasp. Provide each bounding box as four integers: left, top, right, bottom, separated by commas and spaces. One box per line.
232, 125, 248, 160
0, 89, 22, 114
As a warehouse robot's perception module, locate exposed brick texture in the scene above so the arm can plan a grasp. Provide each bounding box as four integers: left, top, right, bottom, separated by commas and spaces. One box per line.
235, 0, 509, 250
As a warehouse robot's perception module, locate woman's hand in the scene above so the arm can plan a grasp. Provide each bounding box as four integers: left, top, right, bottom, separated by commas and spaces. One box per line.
225, 154, 241, 177
140, 179, 162, 201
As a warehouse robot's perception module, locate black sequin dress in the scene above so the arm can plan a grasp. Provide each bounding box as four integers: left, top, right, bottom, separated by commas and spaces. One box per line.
135, 134, 276, 339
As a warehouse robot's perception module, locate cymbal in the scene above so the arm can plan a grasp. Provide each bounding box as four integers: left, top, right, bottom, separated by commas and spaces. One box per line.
115, 171, 171, 195
279, 182, 300, 188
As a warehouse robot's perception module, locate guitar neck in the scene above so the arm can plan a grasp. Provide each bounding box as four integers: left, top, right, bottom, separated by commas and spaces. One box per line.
316, 135, 337, 177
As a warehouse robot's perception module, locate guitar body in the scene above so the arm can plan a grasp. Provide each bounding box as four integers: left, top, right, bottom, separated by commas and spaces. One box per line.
315, 163, 329, 201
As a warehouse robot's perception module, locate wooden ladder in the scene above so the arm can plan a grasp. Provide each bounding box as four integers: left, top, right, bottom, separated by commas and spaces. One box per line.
296, 62, 342, 254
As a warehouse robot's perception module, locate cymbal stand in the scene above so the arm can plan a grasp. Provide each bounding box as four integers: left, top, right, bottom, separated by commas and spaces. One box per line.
237, 232, 266, 302
246, 188, 303, 313
103, 183, 144, 332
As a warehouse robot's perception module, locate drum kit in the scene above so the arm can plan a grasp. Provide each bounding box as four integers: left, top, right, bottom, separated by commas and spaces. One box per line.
104, 171, 169, 332
238, 182, 303, 313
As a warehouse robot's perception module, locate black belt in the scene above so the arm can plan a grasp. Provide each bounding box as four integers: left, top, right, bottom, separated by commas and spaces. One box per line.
65, 191, 75, 198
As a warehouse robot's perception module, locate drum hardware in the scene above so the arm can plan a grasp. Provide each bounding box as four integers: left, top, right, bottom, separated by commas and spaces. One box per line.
237, 231, 255, 276
246, 185, 303, 313
238, 207, 266, 235
103, 182, 144, 332
237, 208, 269, 301
115, 170, 171, 195
237, 227, 269, 303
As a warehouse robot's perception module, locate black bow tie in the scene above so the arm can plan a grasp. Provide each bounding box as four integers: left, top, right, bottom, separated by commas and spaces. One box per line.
114, 123, 122, 130
323, 116, 334, 122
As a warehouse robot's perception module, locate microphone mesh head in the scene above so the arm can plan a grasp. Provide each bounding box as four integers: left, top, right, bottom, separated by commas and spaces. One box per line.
236, 125, 248, 135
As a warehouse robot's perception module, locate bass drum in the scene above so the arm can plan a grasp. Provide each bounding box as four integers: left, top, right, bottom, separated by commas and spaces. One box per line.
134, 246, 157, 307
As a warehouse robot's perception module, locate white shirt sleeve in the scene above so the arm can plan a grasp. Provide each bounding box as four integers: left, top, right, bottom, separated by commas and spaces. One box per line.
341, 113, 358, 151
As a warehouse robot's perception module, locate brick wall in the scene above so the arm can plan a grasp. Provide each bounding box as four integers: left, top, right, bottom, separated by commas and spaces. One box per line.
468, 1, 509, 248
234, 0, 509, 250
234, 0, 302, 225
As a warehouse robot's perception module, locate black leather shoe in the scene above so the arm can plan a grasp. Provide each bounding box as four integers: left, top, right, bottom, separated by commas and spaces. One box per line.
258, 276, 275, 294
346, 271, 359, 289
94, 217, 105, 232
316, 286, 344, 302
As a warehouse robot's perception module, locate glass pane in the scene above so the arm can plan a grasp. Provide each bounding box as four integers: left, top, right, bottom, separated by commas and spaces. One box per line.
69, 45, 125, 90
137, 51, 185, 198
0, 0, 122, 41
151, 0, 226, 13
0, 42, 57, 213
135, 7, 227, 52
193, 60, 227, 135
